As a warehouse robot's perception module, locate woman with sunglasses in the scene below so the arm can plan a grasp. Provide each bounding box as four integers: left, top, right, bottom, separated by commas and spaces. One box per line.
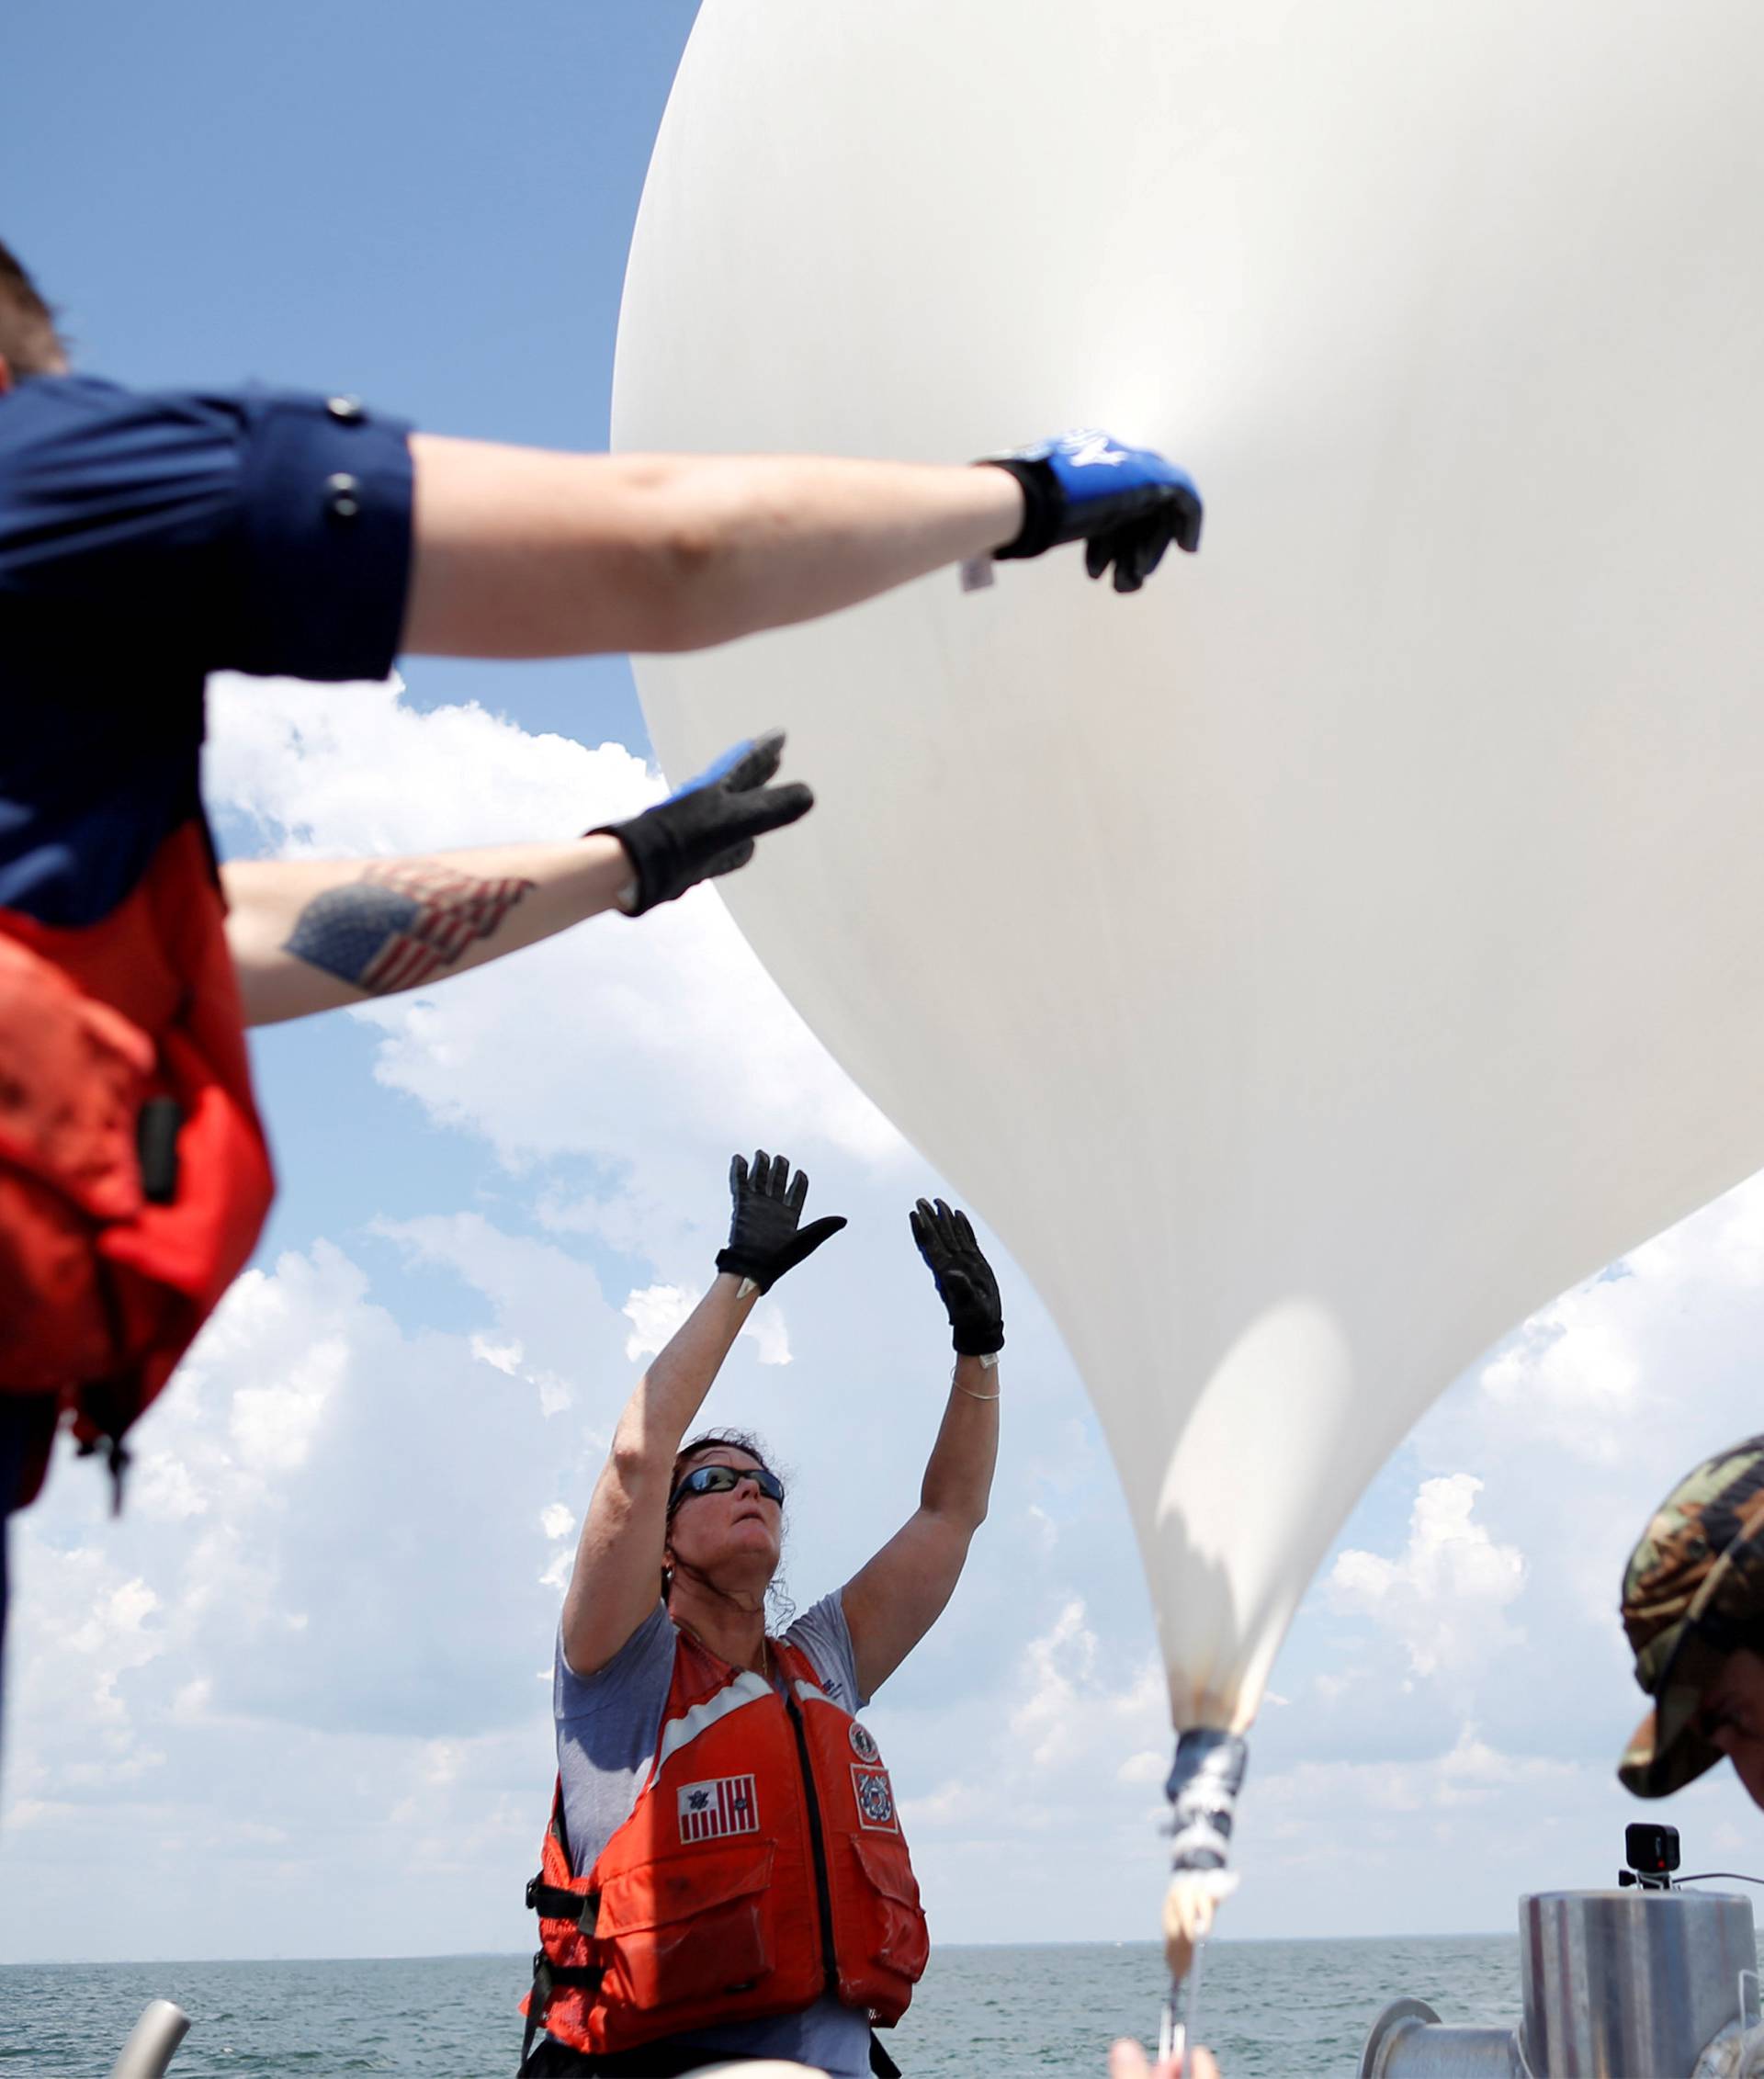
520, 1150, 1005, 2079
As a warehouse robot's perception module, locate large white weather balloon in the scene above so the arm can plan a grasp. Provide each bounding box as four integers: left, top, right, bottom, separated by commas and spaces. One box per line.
614, 0, 1764, 1945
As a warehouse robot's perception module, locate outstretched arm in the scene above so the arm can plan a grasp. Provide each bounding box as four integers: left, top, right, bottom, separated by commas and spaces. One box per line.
224, 731, 811, 1026
560, 1151, 847, 1677
842, 1199, 1004, 1699
402, 430, 1202, 657
404, 442, 1024, 658
223, 837, 624, 1026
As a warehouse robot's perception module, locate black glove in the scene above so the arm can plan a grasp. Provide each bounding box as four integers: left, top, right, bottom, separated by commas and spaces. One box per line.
716, 1150, 847, 1294
591, 729, 812, 916
910, 1197, 1003, 1356
981, 430, 1204, 593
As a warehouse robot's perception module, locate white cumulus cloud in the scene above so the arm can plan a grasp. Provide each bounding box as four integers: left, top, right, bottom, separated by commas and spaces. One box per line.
205, 672, 904, 1222
1329, 1475, 1525, 1691
623, 1282, 792, 1367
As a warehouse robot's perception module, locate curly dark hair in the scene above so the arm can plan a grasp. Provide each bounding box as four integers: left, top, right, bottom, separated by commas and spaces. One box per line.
662, 1428, 795, 1631
668, 1428, 775, 1501
0, 240, 65, 377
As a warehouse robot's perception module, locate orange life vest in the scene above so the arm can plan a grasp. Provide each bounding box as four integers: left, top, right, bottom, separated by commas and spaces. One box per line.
524, 1628, 929, 2064
0, 819, 275, 1507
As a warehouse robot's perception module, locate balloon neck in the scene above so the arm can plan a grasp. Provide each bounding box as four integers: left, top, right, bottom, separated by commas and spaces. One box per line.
1166, 1727, 1249, 1873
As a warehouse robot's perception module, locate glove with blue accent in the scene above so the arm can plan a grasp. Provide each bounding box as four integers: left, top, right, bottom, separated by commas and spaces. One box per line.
590, 729, 812, 915
982, 430, 1203, 593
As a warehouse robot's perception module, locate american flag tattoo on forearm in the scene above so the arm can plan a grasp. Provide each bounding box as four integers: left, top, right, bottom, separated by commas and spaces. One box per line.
282, 862, 538, 995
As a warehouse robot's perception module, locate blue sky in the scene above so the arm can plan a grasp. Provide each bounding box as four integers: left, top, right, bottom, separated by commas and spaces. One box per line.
6, 0, 1764, 1980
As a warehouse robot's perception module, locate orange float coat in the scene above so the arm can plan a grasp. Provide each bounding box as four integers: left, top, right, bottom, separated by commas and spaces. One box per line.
0, 820, 275, 1505
524, 1627, 929, 2060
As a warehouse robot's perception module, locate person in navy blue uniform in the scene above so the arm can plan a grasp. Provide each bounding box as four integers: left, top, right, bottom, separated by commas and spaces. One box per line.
0, 236, 1204, 1734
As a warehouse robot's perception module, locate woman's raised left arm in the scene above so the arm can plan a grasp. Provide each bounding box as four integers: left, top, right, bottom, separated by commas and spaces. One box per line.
842, 1198, 1004, 1697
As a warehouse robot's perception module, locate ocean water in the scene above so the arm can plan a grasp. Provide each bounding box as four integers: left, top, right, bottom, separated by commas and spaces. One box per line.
0, 1938, 1525, 2079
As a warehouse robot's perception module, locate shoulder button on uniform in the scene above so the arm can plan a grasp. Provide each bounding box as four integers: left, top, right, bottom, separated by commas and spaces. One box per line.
325, 394, 365, 423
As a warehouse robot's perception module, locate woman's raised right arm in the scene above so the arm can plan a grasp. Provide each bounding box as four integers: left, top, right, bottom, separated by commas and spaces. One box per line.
559, 1150, 848, 1675
560, 1274, 756, 1678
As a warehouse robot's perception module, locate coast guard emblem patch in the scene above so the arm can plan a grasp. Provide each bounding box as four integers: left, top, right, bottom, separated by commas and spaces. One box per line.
678, 1773, 759, 1843
849, 1721, 880, 1762
852, 1764, 899, 1832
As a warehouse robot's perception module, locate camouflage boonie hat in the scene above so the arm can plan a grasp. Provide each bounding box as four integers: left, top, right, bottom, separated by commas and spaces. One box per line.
1618, 1434, 1764, 1798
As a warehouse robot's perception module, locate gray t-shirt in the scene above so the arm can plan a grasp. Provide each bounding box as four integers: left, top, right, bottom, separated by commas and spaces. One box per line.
550, 1593, 874, 2078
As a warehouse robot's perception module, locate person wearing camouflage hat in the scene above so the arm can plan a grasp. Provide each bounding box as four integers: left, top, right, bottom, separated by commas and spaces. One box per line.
1619, 1435, 1764, 1802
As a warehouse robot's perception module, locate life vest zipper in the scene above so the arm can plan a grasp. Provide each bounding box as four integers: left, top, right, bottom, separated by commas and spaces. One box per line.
785, 1689, 840, 1996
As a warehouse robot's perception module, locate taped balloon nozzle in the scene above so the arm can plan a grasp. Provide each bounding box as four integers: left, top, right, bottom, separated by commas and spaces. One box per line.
1161, 1728, 1248, 1984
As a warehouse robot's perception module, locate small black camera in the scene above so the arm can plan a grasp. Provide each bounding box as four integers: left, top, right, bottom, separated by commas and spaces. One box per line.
1618, 1821, 1681, 1890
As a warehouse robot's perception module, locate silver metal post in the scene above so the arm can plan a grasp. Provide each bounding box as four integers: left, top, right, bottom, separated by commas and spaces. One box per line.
108, 1999, 190, 2079
1521, 1889, 1756, 2074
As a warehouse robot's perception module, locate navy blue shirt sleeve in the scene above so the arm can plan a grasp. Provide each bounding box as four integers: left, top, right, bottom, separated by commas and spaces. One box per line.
0, 375, 413, 681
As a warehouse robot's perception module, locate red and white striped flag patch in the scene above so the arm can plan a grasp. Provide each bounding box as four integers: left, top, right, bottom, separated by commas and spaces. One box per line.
677, 1773, 760, 1843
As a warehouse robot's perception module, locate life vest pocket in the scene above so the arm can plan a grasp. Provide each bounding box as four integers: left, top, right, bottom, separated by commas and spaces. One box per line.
847, 1831, 930, 1991
594, 1839, 777, 2013
0, 934, 154, 1392
0, 935, 154, 1223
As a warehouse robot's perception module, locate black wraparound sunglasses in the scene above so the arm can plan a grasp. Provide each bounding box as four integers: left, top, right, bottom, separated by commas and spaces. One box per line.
668, 1463, 786, 1513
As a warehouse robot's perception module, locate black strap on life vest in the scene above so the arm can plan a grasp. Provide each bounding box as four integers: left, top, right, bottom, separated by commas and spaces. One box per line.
520, 1948, 606, 2074
526, 1872, 601, 1931
521, 1784, 606, 2073
869, 2030, 902, 2078
136, 1095, 183, 1204
71, 1380, 135, 1516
